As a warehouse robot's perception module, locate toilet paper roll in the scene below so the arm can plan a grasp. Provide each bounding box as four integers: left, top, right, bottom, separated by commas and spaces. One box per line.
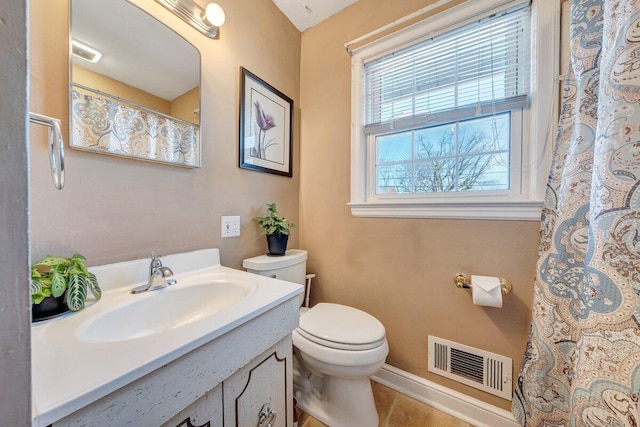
471, 275, 503, 308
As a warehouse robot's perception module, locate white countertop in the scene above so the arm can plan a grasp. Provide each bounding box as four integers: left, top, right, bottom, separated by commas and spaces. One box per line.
31, 249, 302, 427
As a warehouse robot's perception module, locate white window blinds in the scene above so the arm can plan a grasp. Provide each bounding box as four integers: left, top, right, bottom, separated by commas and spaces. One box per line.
362, 2, 530, 135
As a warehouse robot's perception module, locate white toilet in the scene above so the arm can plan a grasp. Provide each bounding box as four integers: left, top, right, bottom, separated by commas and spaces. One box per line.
243, 249, 389, 427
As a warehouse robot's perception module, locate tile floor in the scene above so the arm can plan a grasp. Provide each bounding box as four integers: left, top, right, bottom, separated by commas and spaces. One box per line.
297, 381, 473, 427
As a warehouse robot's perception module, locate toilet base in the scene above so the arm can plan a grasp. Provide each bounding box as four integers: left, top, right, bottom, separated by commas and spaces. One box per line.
293, 354, 379, 427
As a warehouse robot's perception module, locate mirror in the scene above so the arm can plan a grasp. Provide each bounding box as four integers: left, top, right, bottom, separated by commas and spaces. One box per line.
69, 0, 201, 167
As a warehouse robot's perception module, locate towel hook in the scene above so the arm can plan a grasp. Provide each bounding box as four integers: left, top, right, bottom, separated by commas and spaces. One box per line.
29, 112, 65, 190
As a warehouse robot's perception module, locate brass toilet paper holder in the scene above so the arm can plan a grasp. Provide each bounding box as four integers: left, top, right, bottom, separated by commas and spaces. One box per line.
454, 273, 512, 295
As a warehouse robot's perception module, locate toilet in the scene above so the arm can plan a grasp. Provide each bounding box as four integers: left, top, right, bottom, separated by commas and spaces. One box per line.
243, 249, 389, 427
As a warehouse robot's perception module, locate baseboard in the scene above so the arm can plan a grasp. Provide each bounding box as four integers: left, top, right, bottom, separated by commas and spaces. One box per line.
372, 364, 519, 427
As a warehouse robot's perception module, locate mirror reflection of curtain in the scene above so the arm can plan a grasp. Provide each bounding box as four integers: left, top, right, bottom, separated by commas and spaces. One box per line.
513, 0, 640, 425
71, 89, 199, 166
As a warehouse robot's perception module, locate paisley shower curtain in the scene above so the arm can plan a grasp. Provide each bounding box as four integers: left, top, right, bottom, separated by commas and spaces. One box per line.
512, 0, 640, 425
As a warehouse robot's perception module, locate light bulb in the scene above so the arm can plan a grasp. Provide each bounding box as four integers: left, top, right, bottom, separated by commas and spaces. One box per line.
205, 3, 225, 27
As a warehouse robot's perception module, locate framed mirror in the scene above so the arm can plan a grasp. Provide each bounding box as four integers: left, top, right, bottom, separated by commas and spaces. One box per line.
69, 0, 201, 167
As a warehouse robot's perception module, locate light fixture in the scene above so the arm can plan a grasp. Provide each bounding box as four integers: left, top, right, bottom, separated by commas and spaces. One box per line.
205, 3, 225, 27
71, 39, 103, 63
154, 0, 225, 39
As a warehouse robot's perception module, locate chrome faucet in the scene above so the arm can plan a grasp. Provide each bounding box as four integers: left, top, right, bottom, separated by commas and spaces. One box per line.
131, 252, 176, 294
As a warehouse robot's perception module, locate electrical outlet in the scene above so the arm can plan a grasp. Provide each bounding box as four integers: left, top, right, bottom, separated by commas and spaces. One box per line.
221, 216, 240, 238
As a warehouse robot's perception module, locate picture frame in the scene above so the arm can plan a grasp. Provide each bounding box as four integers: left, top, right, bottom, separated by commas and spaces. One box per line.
239, 67, 293, 177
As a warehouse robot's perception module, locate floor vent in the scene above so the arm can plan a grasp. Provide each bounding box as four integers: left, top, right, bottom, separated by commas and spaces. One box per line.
428, 336, 513, 400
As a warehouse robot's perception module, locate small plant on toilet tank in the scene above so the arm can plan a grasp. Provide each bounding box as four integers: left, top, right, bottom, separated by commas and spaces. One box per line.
255, 203, 295, 256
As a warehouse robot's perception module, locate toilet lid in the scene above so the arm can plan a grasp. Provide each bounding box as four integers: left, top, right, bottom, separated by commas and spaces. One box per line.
298, 303, 386, 350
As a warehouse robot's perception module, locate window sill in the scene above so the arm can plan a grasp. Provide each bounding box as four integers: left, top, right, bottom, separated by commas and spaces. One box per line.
348, 200, 543, 220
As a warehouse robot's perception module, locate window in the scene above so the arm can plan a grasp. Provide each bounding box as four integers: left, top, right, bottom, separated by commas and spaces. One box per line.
349, 0, 559, 220
375, 113, 513, 194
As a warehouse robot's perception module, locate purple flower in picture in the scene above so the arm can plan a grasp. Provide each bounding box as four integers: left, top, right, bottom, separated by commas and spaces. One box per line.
255, 101, 276, 131
252, 101, 277, 159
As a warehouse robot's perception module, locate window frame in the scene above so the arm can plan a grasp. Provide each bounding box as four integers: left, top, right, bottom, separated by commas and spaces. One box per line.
349, 0, 560, 220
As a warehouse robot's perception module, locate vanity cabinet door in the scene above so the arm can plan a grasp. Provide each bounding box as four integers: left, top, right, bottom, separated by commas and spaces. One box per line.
160, 384, 223, 427
223, 338, 292, 427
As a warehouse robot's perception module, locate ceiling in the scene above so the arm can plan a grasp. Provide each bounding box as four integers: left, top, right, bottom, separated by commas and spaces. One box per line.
271, 0, 358, 32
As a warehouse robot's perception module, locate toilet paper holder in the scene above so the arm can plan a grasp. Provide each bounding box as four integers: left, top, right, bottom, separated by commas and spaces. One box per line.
454, 273, 512, 295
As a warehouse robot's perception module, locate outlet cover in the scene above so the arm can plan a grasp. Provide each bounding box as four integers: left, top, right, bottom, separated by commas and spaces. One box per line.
221, 216, 240, 238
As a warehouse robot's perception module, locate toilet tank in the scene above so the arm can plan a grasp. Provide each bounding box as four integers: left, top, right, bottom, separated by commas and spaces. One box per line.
242, 249, 307, 285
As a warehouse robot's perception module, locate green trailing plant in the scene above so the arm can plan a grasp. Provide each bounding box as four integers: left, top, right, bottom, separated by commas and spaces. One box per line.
255, 203, 295, 236
30, 253, 101, 312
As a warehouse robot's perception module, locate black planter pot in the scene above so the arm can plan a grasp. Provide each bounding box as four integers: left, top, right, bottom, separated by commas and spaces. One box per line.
266, 233, 289, 256
32, 293, 70, 322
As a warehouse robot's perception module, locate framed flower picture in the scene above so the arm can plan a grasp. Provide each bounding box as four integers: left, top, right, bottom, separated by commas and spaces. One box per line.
239, 67, 293, 177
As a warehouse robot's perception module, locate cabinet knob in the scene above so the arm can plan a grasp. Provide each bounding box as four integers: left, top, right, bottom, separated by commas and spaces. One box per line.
258, 403, 277, 427
270, 274, 277, 279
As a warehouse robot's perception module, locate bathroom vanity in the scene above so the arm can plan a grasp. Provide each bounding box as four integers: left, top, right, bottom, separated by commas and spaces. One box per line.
31, 249, 302, 427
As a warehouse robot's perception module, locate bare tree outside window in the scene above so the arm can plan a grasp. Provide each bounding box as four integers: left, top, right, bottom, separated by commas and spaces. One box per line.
376, 113, 510, 194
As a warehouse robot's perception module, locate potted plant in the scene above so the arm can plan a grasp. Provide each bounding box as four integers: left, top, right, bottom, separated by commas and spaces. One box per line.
30, 253, 102, 321
255, 203, 295, 256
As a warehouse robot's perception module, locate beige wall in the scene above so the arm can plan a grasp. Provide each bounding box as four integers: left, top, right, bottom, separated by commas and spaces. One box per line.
171, 86, 200, 124
72, 64, 172, 114
29, 0, 301, 269
299, 0, 542, 410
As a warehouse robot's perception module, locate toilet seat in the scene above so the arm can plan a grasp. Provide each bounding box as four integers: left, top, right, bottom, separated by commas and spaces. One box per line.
298, 303, 386, 351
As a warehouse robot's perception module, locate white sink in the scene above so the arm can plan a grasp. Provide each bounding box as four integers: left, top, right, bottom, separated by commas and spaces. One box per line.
31, 249, 303, 427
77, 276, 257, 343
